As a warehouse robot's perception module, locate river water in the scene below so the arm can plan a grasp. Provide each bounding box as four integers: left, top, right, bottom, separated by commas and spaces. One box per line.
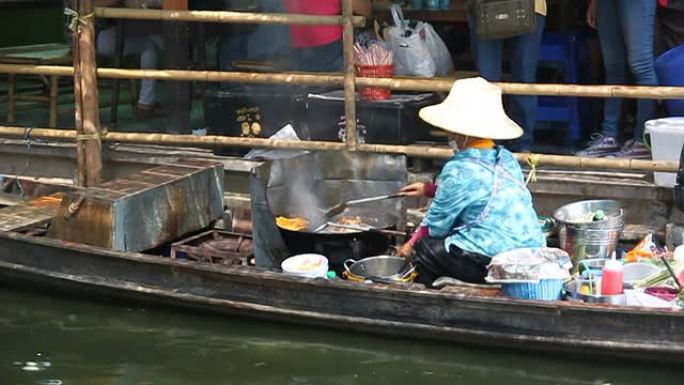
0, 287, 681, 385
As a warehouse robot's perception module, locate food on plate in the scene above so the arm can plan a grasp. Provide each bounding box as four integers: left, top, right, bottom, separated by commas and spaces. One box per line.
276, 216, 310, 231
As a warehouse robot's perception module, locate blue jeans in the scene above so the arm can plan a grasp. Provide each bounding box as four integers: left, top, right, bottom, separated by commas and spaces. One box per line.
468, 14, 546, 150
292, 39, 344, 73
597, 0, 658, 141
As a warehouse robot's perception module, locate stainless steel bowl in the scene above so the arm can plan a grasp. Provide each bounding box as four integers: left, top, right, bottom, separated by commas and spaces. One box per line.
563, 280, 627, 305
344, 256, 415, 281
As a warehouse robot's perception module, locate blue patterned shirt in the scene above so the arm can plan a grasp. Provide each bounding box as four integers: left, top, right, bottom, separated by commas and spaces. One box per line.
422, 146, 545, 257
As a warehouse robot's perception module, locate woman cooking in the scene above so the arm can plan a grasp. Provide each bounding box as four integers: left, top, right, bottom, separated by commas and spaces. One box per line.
398, 77, 545, 286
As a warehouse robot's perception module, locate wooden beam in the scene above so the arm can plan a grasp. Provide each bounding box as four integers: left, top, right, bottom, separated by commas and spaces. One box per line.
2, 64, 684, 100
94, 7, 367, 27
72, 0, 103, 187
0, 125, 678, 173
342, 0, 357, 150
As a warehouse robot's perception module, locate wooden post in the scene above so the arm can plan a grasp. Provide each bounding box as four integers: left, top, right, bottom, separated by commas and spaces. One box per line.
342, 0, 357, 150
163, 0, 191, 135
72, 0, 103, 186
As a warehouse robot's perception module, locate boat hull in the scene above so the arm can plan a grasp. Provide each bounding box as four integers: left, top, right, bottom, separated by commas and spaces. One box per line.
0, 230, 682, 362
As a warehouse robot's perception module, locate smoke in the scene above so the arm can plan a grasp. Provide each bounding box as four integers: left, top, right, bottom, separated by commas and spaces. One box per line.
288, 171, 324, 229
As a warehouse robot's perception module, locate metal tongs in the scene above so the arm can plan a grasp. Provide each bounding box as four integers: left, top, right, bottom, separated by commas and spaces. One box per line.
323, 193, 404, 219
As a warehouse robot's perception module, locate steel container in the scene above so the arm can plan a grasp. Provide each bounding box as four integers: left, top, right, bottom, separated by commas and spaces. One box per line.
553, 200, 624, 270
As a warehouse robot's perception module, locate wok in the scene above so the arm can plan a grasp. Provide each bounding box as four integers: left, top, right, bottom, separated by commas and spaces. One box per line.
275, 208, 402, 267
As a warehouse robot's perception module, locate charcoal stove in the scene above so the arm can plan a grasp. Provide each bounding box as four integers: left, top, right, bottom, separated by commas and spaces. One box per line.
170, 230, 253, 266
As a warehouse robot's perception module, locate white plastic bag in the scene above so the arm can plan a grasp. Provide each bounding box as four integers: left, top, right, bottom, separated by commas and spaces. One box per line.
244, 124, 307, 160
423, 23, 454, 76
387, 5, 436, 77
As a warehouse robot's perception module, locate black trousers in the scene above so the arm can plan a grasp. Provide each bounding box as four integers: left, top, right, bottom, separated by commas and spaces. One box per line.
412, 238, 489, 287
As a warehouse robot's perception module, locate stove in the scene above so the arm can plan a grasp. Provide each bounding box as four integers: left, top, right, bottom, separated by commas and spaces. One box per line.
170, 230, 253, 266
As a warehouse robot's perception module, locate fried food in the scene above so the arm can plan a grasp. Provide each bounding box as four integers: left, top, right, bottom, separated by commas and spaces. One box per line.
337, 216, 362, 226
276, 216, 310, 231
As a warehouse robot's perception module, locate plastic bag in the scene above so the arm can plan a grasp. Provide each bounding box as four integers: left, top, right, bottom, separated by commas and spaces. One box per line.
486, 248, 572, 283
244, 124, 308, 160
387, 5, 437, 77
623, 233, 666, 263
422, 23, 454, 76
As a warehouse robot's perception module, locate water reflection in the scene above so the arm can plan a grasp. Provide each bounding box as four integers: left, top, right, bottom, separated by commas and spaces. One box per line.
0, 288, 680, 385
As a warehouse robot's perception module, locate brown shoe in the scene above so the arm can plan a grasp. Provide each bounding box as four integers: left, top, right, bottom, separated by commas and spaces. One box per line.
134, 103, 163, 119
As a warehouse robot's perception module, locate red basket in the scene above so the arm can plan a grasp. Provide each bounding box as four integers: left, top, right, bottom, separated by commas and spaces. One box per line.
356, 64, 393, 101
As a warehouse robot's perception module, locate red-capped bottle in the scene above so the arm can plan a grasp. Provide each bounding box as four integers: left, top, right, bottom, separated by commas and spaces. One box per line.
601, 253, 624, 295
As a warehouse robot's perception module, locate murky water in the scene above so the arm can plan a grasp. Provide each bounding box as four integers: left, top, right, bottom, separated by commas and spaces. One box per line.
0, 287, 681, 385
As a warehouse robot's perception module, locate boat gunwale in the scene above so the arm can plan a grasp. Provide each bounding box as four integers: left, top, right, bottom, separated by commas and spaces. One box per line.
0, 229, 682, 319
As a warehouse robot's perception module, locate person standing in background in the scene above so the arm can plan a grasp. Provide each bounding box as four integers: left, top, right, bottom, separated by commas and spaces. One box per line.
656, 0, 684, 55
577, 0, 657, 159
65, 0, 163, 118
467, 0, 547, 152
284, 0, 372, 72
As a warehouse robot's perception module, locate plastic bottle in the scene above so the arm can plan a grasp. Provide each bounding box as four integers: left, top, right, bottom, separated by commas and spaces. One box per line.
601, 253, 624, 295
593, 210, 605, 221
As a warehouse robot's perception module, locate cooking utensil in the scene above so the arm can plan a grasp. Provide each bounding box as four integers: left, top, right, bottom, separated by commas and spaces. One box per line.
343, 256, 416, 282
563, 279, 626, 305
324, 193, 404, 220
320, 222, 407, 237
660, 256, 682, 290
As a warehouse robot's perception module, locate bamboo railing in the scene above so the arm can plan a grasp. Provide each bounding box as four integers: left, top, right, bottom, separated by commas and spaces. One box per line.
2, 2, 684, 181
0, 125, 677, 173
2, 63, 684, 99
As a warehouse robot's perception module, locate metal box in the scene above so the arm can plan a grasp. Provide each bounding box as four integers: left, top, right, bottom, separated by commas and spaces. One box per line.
48, 159, 224, 252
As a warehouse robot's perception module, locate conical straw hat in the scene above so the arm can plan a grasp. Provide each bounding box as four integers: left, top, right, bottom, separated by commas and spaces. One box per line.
419, 77, 523, 140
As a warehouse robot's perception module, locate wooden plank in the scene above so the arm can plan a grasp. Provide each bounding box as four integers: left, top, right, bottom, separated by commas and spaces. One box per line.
72, 0, 104, 186
0, 194, 63, 231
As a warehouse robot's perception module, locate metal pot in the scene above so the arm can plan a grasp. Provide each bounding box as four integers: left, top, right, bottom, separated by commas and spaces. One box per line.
553, 200, 624, 269
343, 256, 416, 283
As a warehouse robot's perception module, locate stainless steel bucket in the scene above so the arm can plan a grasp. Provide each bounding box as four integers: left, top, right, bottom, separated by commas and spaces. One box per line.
553, 200, 624, 270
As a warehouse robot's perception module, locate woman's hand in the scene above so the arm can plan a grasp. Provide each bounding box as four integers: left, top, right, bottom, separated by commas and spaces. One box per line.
399, 182, 426, 197
398, 242, 414, 259
586, 0, 597, 29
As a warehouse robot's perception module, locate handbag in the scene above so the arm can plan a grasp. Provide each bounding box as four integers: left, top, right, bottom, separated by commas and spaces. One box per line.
471, 0, 537, 40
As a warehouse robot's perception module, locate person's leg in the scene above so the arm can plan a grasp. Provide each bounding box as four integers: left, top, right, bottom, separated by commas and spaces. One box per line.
95, 26, 117, 58
507, 14, 546, 151
412, 239, 488, 286
136, 36, 161, 107
467, 16, 503, 81
293, 40, 343, 73
619, 0, 657, 143
577, 0, 624, 156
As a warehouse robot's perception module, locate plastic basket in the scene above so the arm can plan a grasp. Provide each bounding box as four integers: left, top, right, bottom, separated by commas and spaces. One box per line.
500, 279, 564, 301
356, 64, 393, 101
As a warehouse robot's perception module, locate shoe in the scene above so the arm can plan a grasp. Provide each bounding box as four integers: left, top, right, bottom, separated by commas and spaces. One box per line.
575, 133, 620, 157
612, 139, 652, 159
134, 103, 163, 119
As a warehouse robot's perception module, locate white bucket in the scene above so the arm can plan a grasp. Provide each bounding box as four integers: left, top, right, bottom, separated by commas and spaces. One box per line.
281, 254, 329, 278
645, 117, 684, 187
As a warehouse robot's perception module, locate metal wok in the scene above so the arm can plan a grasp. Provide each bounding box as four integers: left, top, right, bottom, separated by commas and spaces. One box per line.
275, 208, 402, 267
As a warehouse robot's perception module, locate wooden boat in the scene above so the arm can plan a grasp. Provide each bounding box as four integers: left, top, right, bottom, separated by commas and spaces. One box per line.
0, 227, 683, 363
0, 142, 682, 363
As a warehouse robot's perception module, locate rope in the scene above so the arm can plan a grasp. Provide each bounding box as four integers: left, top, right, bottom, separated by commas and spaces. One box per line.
76, 126, 108, 141
64, 7, 94, 32
525, 154, 540, 185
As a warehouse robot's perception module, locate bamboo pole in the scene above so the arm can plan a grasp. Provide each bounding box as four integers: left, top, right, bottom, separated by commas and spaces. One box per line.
1, 63, 683, 99
0, 125, 677, 173
93, 7, 367, 27
342, 0, 357, 150
72, 0, 103, 186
